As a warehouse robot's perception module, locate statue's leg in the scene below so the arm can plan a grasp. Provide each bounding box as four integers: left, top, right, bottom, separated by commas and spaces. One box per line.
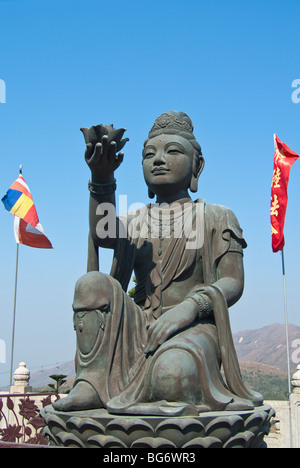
53, 272, 112, 412
52, 308, 105, 412
151, 349, 200, 404
148, 323, 255, 412
53, 271, 147, 412
146, 323, 236, 411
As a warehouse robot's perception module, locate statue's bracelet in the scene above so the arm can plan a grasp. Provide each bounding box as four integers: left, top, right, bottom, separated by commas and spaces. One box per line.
185, 291, 212, 319
88, 178, 117, 195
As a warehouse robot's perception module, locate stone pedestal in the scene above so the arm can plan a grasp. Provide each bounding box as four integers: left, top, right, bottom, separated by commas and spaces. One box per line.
40, 404, 274, 448
9, 362, 32, 394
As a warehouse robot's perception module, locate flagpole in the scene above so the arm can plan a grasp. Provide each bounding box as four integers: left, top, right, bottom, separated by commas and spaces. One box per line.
281, 247, 294, 448
281, 247, 292, 395
9, 164, 22, 387
9, 242, 19, 387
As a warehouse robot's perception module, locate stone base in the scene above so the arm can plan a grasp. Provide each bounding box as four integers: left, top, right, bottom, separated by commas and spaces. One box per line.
40, 404, 275, 448
9, 385, 33, 394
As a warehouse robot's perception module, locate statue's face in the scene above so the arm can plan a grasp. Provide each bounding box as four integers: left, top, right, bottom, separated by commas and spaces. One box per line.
142, 134, 194, 197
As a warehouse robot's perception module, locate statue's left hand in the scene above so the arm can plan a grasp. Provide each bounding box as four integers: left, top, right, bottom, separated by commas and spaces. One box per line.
144, 300, 198, 354
84, 136, 124, 184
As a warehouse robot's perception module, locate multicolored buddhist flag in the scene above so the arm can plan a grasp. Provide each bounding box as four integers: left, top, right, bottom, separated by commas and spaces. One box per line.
1, 171, 53, 249
271, 135, 298, 253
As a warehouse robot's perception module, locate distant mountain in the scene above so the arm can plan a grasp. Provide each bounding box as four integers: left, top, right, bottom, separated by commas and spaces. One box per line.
233, 323, 300, 373
29, 360, 75, 390
11, 323, 300, 397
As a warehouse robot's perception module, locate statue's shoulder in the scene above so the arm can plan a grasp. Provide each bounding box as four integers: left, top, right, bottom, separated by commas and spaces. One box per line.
197, 200, 246, 247
196, 200, 237, 219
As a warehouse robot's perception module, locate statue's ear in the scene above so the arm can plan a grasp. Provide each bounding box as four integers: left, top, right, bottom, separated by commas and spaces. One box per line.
148, 188, 155, 199
190, 154, 205, 193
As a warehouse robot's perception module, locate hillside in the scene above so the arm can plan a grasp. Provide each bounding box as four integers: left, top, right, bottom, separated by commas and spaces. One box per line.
233, 323, 300, 373
29, 360, 75, 389
239, 361, 289, 400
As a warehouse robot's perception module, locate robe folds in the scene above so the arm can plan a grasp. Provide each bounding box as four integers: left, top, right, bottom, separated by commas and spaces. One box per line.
75, 201, 263, 415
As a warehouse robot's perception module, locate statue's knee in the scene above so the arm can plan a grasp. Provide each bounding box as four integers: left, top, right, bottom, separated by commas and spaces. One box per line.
72, 272, 113, 354
73, 271, 113, 312
151, 349, 200, 403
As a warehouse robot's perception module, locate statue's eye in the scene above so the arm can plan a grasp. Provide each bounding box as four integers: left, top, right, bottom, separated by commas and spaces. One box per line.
143, 151, 155, 159
167, 147, 183, 155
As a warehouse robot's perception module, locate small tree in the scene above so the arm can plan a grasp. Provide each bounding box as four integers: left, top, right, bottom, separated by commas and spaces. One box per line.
48, 374, 67, 394
128, 277, 137, 299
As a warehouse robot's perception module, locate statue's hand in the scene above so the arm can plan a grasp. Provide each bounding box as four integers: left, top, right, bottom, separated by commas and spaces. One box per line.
144, 300, 198, 354
84, 135, 124, 183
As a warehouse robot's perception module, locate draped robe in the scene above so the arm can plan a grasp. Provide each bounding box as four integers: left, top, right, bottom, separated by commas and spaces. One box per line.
73, 200, 263, 416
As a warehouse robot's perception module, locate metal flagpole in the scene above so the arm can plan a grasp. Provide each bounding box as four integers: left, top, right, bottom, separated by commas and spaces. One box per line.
281, 247, 293, 448
9, 164, 22, 387
9, 242, 19, 387
281, 248, 292, 394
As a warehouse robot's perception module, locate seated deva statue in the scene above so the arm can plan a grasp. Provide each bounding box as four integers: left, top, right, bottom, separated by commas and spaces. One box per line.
53, 111, 263, 416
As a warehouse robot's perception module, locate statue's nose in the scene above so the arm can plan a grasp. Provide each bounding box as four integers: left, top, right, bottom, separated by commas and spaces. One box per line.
153, 151, 166, 165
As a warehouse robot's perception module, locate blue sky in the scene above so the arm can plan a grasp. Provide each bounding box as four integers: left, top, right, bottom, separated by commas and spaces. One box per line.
0, 0, 299, 386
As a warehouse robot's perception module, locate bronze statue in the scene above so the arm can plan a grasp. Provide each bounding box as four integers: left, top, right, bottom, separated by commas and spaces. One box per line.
53, 111, 263, 416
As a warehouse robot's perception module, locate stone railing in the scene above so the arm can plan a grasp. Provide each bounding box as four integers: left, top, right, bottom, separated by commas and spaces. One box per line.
264, 364, 300, 448
0, 362, 59, 446
0, 392, 58, 445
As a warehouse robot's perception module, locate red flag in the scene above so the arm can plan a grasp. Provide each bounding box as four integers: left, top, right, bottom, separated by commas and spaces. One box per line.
14, 216, 53, 249
271, 135, 298, 252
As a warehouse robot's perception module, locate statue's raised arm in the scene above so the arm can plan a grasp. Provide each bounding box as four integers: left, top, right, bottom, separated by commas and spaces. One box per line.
80, 125, 129, 269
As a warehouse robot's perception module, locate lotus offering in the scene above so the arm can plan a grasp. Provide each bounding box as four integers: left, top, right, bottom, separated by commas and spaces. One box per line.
80, 124, 129, 152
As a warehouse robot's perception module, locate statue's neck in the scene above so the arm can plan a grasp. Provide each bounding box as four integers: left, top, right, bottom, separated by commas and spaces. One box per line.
155, 190, 191, 205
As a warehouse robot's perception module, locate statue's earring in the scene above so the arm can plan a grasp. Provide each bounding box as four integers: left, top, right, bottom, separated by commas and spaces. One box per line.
189, 155, 205, 193
148, 188, 155, 199
189, 174, 199, 193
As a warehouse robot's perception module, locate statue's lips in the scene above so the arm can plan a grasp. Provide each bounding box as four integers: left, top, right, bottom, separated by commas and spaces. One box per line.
152, 168, 170, 175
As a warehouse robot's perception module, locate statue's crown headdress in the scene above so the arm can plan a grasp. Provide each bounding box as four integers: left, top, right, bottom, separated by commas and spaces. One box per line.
148, 111, 195, 139
146, 111, 201, 154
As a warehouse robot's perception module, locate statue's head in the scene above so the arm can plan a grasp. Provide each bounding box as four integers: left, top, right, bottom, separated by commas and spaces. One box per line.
142, 111, 204, 199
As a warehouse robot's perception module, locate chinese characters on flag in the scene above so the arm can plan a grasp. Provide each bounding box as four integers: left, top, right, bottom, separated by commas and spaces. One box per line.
271, 135, 298, 253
